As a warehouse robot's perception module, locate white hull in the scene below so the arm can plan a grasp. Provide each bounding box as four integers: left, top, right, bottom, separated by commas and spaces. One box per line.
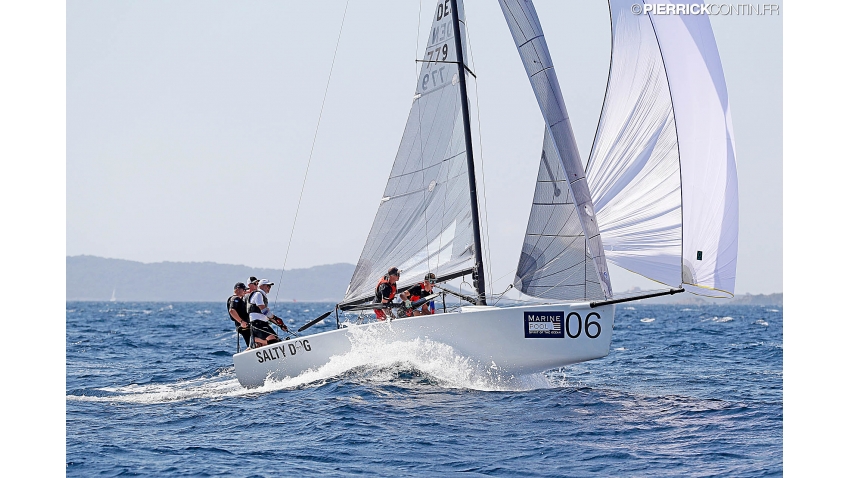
233, 302, 615, 388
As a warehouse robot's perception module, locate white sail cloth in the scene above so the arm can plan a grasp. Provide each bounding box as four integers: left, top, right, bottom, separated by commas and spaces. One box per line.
514, 128, 607, 301
586, 0, 739, 297
499, 0, 613, 299
343, 0, 475, 304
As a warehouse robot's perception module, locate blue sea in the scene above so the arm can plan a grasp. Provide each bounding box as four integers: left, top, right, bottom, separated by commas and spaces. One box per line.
66, 301, 782, 476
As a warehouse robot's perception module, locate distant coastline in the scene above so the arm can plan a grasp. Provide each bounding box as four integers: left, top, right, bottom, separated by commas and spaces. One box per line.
66, 255, 355, 302
67, 255, 782, 306
617, 290, 783, 306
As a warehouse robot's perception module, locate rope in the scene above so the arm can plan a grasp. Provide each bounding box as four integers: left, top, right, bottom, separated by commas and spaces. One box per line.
490, 284, 514, 306
273, 0, 350, 306
238, 320, 297, 351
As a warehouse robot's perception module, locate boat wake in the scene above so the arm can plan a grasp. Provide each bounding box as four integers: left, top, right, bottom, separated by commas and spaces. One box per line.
66, 370, 250, 404
67, 327, 555, 403
262, 325, 553, 392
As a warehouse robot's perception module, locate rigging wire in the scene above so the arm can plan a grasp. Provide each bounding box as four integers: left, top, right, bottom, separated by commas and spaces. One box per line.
490, 283, 514, 306
491, 267, 518, 286
462, 14, 496, 302
273, 0, 350, 306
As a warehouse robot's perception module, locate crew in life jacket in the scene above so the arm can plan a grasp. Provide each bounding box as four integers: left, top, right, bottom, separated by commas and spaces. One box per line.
227, 282, 252, 348
246, 279, 289, 347
374, 267, 400, 321
398, 272, 437, 317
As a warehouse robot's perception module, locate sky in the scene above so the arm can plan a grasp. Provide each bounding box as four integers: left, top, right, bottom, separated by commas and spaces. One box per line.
66, 0, 782, 296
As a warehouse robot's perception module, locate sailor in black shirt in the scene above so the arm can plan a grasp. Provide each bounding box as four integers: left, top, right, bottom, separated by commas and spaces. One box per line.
227, 282, 252, 348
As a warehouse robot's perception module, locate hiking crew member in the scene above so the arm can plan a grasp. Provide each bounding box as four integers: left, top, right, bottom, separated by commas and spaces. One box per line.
374, 267, 400, 321
246, 279, 287, 347
399, 272, 437, 317
227, 282, 252, 348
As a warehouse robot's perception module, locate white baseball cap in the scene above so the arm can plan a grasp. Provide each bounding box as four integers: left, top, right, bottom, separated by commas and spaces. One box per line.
258, 279, 275, 286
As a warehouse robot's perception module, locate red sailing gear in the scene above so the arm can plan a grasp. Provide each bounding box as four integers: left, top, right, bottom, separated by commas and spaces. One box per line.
408, 281, 428, 302
374, 277, 397, 321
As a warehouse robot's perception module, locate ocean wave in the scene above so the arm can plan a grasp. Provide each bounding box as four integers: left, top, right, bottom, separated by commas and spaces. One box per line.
703, 316, 734, 323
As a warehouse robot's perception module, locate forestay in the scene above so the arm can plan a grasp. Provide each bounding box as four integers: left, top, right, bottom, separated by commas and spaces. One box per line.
499, 0, 613, 300
514, 128, 606, 301
585, 0, 738, 297
343, 0, 475, 305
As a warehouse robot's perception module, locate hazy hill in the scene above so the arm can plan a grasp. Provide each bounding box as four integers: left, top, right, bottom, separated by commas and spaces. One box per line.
67, 255, 355, 302
67, 256, 782, 306
615, 289, 783, 306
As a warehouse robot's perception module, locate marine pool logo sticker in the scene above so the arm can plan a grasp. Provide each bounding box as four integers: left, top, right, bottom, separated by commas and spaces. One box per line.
524, 311, 564, 338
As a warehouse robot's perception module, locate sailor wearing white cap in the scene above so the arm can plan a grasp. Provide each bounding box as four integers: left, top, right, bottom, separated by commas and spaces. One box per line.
246, 279, 281, 347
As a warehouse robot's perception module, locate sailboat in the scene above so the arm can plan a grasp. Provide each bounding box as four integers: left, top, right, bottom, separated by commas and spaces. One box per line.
233, 0, 738, 388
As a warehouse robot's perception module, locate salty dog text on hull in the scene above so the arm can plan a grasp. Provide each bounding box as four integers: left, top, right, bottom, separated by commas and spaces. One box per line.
255, 339, 312, 364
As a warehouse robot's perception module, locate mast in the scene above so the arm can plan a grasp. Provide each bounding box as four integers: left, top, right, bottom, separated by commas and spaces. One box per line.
449, 0, 486, 305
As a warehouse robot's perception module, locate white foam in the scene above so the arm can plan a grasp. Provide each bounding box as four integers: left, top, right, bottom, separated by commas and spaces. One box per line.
66, 370, 252, 404
640, 318, 655, 323
701, 316, 734, 323
624, 307, 636, 310
261, 325, 553, 392
756, 319, 769, 326
67, 325, 555, 403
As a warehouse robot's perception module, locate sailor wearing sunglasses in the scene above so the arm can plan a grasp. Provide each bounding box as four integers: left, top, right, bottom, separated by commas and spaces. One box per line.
398, 272, 437, 317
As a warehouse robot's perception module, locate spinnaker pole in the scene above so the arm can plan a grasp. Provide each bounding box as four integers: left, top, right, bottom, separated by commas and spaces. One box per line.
449, 0, 486, 305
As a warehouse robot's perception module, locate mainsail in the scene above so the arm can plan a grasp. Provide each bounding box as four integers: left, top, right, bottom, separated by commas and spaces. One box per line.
586, 0, 739, 297
499, 0, 613, 300
342, 0, 476, 305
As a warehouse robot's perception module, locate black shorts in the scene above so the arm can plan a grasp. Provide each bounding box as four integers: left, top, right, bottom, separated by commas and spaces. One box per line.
233, 320, 252, 347
250, 320, 278, 342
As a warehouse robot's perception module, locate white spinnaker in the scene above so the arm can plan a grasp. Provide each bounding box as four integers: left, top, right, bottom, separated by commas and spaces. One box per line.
343, 0, 475, 304
586, 0, 738, 297
499, 0, 613, 299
